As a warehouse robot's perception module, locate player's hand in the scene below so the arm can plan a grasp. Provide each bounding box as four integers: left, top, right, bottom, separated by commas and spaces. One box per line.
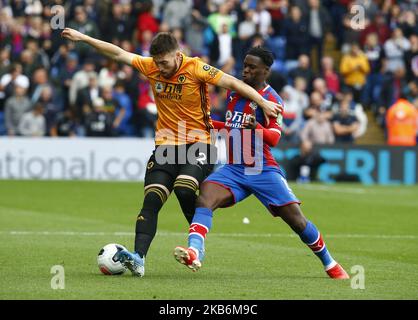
259, 99, 283, 126
243, 115, 257, 129
260, 99, 283, 117
61, 28, 86, 42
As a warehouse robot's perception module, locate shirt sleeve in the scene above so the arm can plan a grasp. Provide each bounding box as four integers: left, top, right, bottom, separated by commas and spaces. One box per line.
212, 120, 226, 129
194, 58, 224, 86
131, 55, 154, 76
255, 123, 281, 147
263, 92, 283, 136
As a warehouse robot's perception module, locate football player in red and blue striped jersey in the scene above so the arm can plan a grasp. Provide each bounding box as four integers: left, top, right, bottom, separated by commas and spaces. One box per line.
174, 46, 349, 279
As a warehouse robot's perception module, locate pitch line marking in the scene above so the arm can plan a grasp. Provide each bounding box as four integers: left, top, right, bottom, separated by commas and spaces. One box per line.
0, 230, 416, 239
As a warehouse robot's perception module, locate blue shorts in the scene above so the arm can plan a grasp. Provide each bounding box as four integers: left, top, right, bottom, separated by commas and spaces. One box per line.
204, 165, 301, 216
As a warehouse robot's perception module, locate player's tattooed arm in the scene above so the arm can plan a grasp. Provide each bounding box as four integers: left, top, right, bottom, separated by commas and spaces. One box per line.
61, 28, 138, 66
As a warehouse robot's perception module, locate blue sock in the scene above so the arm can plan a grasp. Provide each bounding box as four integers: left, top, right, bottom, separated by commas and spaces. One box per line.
188, 207, 213, 260
299, 221, 335, 269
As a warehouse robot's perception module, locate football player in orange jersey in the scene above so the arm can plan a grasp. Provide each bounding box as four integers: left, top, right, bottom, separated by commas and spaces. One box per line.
61, 28, 282, 277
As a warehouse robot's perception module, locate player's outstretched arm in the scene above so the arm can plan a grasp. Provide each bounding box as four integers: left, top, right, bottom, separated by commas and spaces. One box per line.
217, 73, 283, 120
61, 28, 137, 66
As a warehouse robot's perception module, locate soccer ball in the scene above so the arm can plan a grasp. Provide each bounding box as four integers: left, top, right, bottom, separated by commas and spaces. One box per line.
97, 243, 127, 275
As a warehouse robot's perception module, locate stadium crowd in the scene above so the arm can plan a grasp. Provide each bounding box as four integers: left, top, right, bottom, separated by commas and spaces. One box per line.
0, 0, 417, 145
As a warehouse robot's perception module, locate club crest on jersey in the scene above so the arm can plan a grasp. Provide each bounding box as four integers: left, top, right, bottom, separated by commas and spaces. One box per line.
249, 102, 258, 110
225, 110, 233, 121
155, 82, 164, 93
178, 74, 186, 83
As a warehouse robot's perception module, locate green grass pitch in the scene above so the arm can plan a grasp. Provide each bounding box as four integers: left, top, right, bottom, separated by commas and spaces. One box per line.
0, 180, 417, 300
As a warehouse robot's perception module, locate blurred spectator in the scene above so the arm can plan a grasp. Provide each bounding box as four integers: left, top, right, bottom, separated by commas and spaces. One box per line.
100, 85, 125, 135
134, 74, 157, 138
253, 0, 272, 38
18, 103, 46, 137
399, 10, 418, 39
341, 88, 368, 140
300, 110, 335, 144
388, 4, 402, 30
307, 0, 331, 70
360, 13, 390, 47
56, 52, 79, 109
404, 34, 418, 83
69, 59, 97, 106
383, 28, 411, 73
341, 2, 363, 49
163, 0, 193, 30
85, 97, 114, 137
184, 9, 209, 56
386, 97, 418, 146
362, 32, 383, 108
0, 47, 11, 79
138, 29, 153, 56
238, 9, 257, 41
332, 98, 359, 143
404, 80, 418, 104
25, 38, 50, 71
50, 109, 77, 137
135, 1, 159, 45
113, 81, 133, 137
340, 43, 370, 103
68, 5, 100, 61
37, 86, 59, 136
217, 24, 234, 72
289, 54, 315, 93
281, 77, 309, 143
208, 2, 236, 36
282, 6, 310, 69
98, 60, 118, 89
265, 0, 288, 35
20, 49, 38, 79
75, 73, 99, 127
0, 63, 30, 111
118, 65, 140, 110
105, 2, 135, 44
312, 77, 337, 113
4, 78, 31, 136
320, 56, 340, 95
357, 0, 379, 20
267, 69, 287, 94
288, 140, 326, 182
304, 91, 333, 121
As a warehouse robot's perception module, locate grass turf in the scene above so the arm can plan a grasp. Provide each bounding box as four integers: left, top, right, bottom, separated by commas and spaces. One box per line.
0, 180, 417, 300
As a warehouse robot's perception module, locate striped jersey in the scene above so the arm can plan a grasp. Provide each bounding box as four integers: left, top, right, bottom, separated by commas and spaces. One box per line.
223, 84, 283, 168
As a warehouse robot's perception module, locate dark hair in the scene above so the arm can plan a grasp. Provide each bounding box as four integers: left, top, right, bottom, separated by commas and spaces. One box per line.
246, 46, 274, 67
150, 32, 179, 56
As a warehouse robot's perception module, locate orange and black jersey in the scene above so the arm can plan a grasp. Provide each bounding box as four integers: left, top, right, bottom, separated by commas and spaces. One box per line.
132, 54, 224, 145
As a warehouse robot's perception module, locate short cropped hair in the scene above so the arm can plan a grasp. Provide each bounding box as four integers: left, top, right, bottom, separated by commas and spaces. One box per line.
150, 32, 179, 56
246, 46, 275, 67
